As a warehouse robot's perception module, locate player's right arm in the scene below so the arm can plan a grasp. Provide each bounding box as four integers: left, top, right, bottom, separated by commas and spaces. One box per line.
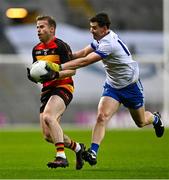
27, 47, 38, 83
72, 45, 93, 59
42, 45, 95, 75
45, 45, 101, 72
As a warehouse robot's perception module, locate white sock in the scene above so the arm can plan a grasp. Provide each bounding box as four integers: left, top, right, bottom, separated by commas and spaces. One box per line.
75, 143, 81, 153
56, 152, 66, 159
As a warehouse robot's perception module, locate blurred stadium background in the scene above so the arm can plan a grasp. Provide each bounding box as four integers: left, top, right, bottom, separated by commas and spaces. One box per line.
0, 0, 168, 129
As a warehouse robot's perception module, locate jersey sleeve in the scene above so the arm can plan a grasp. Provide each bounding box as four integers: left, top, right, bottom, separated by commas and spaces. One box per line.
32, 47, 37, 63
91, 41, 97, 50
57, 39, 73, 64
95, 39, 113, 58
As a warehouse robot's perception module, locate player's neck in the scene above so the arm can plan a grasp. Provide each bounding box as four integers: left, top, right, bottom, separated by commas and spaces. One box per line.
98, 30, 110, 41
43, 36, 55, 45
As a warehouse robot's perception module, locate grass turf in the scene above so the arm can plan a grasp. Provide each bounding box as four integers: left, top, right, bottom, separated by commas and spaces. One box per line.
0, 128, 168, 179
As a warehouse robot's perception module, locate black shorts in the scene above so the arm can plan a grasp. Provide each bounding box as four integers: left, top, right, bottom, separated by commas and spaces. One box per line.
40, 86, 73, 113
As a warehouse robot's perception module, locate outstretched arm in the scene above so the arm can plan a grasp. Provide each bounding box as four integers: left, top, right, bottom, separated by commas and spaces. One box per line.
62, 52, 101, 70
43, 45, 102, 72
62, 45, 102, 70
72, 45, 93, 59
59, 69, 76, 78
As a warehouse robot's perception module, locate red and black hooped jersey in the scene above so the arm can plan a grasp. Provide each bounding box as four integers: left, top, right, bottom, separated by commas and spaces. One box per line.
32, 37, 74, 93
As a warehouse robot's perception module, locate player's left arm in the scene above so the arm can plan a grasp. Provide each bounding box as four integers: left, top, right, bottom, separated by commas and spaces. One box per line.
61, 52, 102, 70
58, 69, 76, 79
42, 40, 76, 80
42, 60, 76, 81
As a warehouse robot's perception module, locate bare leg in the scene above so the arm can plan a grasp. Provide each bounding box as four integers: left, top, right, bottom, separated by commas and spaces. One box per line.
92, 96, 120, 144
82, 96, 120, 166
40, 114, 75, 147
129, 107, 164, 137
40, 99, 85, 169
129, 106, 154, 127
42, 95, 65, 145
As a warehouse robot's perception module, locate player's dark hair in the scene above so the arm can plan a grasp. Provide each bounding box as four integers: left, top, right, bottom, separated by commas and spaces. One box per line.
90, 12, 111, 28
36, 15, 56, 29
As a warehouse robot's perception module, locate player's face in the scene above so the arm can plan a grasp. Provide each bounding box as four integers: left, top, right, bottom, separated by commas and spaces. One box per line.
90, 22, 107, 41
36, 20, 54, 43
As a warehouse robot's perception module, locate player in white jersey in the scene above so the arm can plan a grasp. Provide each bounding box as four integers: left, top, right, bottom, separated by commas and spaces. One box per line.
49, 13, 164, 166
91, 29, 139, 89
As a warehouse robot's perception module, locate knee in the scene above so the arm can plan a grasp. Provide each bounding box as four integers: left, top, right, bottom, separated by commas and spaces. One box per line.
42, 112, 53, 126
97, 112, 109, 125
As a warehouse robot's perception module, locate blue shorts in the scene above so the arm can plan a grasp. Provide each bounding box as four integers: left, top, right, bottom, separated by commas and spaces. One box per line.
102, 80, 144, 109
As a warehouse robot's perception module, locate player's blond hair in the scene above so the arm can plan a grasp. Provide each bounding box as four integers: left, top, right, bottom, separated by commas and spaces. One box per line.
36, 15, 56, 29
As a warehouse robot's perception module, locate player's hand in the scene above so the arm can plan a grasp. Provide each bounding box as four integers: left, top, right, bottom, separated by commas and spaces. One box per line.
46, 61, 62, 72
26, 68, 37, 83
39, 68, 59, 83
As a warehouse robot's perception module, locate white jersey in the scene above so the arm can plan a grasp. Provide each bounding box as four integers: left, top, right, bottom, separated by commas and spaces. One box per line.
91, 30, 139, 89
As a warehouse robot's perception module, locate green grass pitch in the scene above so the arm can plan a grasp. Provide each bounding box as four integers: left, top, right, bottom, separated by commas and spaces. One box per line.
0, 128, 169, 179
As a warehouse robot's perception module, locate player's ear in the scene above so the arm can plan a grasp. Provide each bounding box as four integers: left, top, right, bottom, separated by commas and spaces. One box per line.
102, 25, 108, 32
50, 26, 55, 34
